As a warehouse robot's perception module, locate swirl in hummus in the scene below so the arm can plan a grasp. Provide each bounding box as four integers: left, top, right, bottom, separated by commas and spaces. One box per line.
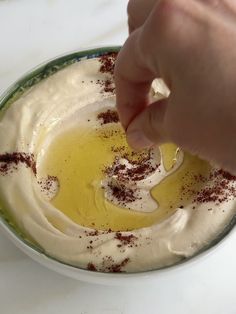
0, 53, 235, 273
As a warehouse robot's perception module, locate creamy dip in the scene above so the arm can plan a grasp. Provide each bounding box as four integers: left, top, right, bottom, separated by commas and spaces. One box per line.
0, 53, 235, 273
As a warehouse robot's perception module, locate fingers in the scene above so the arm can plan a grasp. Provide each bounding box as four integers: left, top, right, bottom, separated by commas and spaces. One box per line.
119, 0, 236, 174
114, 27, 157, 129
115, 0, 179, 129
128, 0, 158, 33
115, 0, 202, 132
126, 98, 169, 149
115, 0, 182, 129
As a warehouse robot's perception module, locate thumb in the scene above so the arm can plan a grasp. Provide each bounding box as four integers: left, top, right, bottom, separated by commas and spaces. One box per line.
126, 98, 169, 149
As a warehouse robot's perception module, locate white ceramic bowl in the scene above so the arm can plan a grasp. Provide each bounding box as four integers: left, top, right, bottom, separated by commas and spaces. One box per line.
0, 47, 235, 285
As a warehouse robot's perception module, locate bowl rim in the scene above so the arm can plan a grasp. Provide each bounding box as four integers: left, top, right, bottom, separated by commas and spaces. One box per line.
0, 215, 235, 285
0, 46, 235, 281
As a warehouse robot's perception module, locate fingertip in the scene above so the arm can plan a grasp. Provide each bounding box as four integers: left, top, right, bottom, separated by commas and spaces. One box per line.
125, 98, 169, 150
126, 129, 154, 150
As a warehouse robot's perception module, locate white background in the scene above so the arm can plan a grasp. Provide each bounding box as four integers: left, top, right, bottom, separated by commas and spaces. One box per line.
0, 1, 236, 313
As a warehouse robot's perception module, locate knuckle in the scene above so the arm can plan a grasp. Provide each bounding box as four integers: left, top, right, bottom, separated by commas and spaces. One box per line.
155, 0, 177, 21
153, 0, 185, 32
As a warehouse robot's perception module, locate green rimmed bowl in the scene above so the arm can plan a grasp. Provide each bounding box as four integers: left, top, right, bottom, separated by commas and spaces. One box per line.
0, 46, 235, 285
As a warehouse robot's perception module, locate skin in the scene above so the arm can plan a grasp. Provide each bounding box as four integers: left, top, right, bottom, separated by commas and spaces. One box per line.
115, 0, 236, 174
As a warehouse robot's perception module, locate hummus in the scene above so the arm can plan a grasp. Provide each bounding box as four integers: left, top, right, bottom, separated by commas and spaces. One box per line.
0, 53, 235, 273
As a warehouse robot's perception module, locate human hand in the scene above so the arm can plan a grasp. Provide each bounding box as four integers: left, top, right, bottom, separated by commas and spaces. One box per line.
115, 0, 236, 174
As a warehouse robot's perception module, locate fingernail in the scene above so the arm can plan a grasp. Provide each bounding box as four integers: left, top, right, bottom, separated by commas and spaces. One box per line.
127, 129, 154, 150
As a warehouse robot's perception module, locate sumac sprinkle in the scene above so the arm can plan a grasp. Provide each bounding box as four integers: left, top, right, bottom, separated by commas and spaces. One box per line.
115, 232, 137, 246
216, 169, 236, 181
87, 263, 97, 271
108, 258, 130, 273
104, 150, 158, 183
108, 182, 136, 204
97, 53, 118, 94
193, 168, 236, 204
97, 109, 119, 125
0, 152, 36, 175
85, 230, 99, 236
98, 52, 118, 76
103, 79, 115, 93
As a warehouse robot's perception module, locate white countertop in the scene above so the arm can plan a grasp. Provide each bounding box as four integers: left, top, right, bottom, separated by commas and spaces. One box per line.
0, 1, 236, 313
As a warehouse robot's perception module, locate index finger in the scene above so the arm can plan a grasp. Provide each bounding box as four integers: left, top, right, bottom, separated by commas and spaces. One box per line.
115, 29, 156, 128
115, 0, 165, 129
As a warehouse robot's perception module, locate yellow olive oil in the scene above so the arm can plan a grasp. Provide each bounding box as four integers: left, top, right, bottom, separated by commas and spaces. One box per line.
39, 123, 211, 231
160, 143, 179, 171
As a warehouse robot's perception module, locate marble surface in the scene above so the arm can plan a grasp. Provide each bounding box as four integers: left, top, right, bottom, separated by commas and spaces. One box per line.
0, 1, 236, 313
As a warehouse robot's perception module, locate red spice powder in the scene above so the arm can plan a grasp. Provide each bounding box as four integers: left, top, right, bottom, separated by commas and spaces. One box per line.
97, 52, 118, 94
108, 257, 130, 273
216, 169, 236, 181
0, 152, 36, 175
101, 255, 130, 273
192, 169, 236, 204
103, 148, 159, 205
123, 163, 157, 181
87, 263, 97, 271
97, 109, 119, 125
98, 52, 118, 76
104, 150, 159, 183
97, 79, 115, 94
38, 175, 59, 197
85, 230, 99, 236
115, 232, 137, 246
103, 79, 115, 93
108, 182, 137, 204
87, 255, 130, 273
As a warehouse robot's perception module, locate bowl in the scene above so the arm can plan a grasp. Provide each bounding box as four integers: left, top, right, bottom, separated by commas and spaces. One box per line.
0, 47, 235, 285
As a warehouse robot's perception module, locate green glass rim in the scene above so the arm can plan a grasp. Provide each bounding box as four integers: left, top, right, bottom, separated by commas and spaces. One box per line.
0, 46, 235, 276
